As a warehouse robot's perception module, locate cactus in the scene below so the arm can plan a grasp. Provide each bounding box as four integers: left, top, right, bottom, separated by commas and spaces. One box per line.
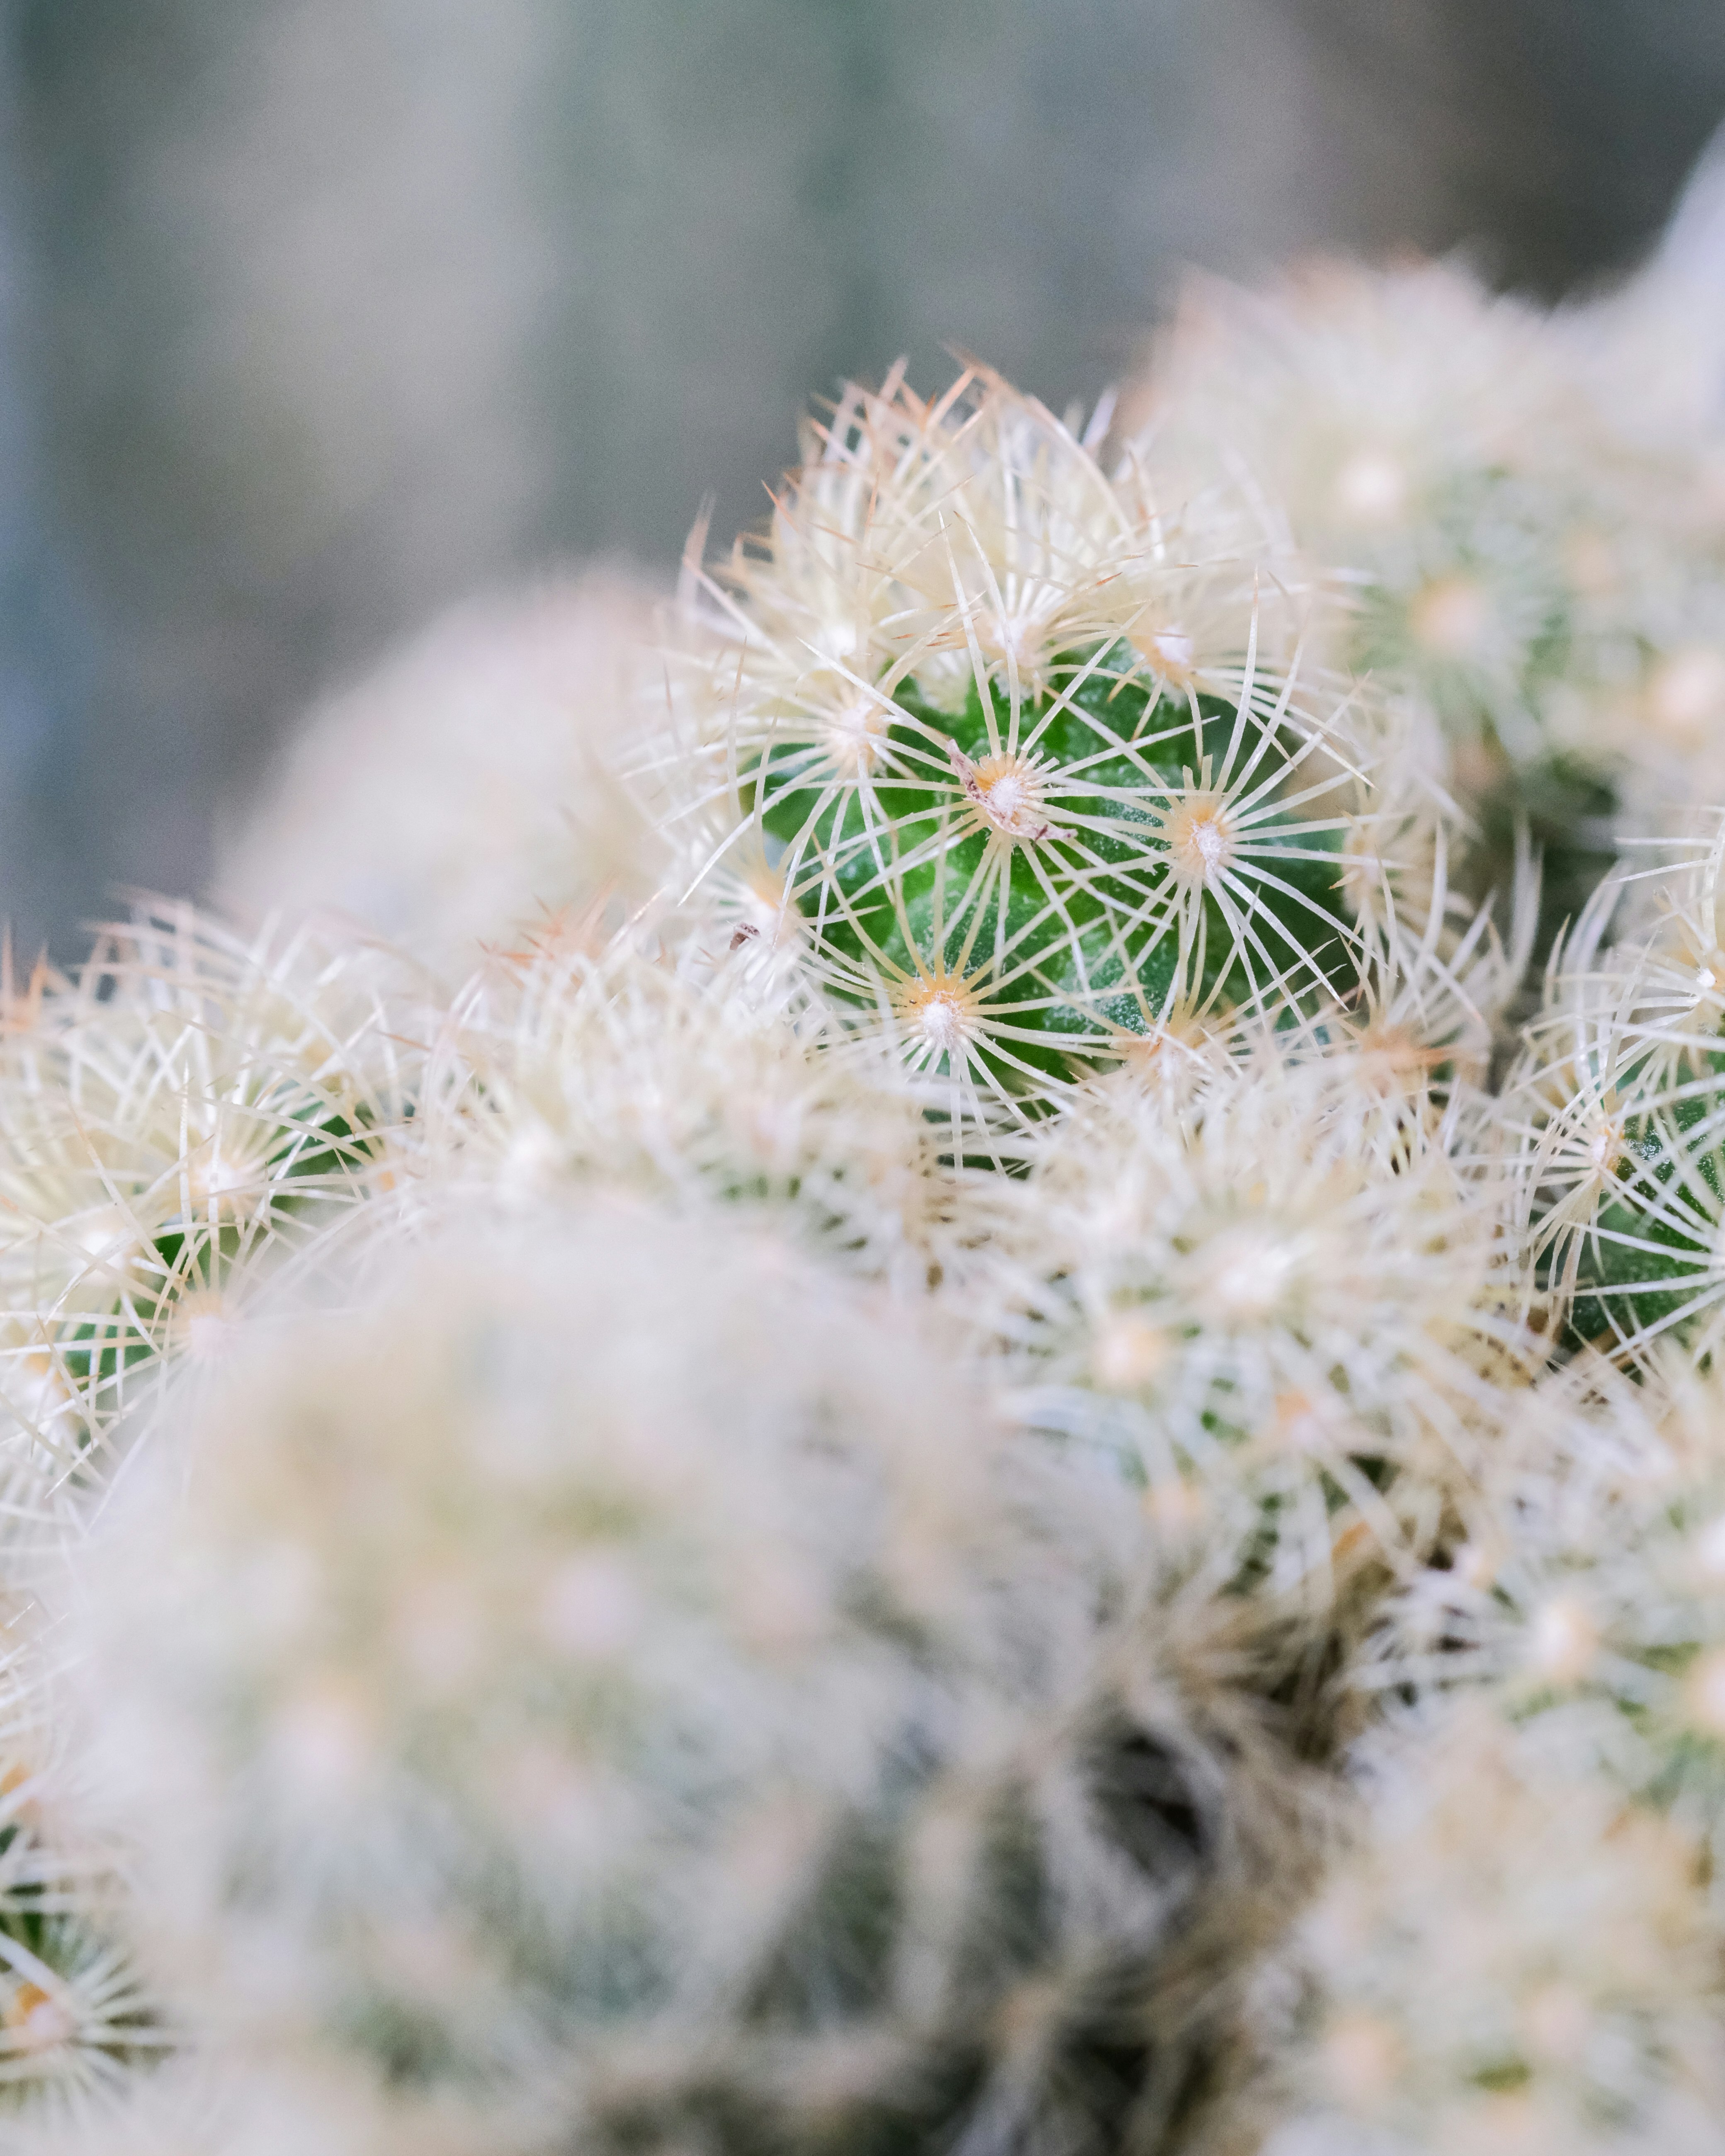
0, 1605, 164, 2137
1507, 827, 1725, 1360
411, 933, 971, 1288
1246, 1704, 1725, 2156
658, 370, 1380, 1128
17, 134, 1725, 2154
955, 1033, 1524, 1653
73, 1199, 1316, 2154
0, 906, 423, 1542
0, 906, 428, 2134
1373, 1347, 1725, 1906
1140, 256, 1724, 953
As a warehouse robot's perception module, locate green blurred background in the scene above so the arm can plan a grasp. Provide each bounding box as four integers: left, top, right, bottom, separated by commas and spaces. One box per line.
2, 0, 1723, 957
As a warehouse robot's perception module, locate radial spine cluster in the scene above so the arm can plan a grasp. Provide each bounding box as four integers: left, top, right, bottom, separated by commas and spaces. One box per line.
654, 368, 1373, 1131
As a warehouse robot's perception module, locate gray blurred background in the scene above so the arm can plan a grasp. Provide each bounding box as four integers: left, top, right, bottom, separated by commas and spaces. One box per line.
2, 0, 1723, 958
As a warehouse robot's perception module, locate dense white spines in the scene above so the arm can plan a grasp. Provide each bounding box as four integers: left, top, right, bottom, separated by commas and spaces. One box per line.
0, 906, 435, 2136
25, 141, 1725, 2150
966, 1048, 1521, 1634
1367, 1349, 1725, 1895
668, 363, 1307, 747
0, 905, 425, 1541
1502, 826, 1725, 1360
408, 933, 972, 1286
71, 1204, 1256, 2154
1138, 248, 1725, 941
0, 1618, 164, 2136
650, 366, 1396, 1134
1253, 1706, 1725, 2156
1144, 262, 1588, 749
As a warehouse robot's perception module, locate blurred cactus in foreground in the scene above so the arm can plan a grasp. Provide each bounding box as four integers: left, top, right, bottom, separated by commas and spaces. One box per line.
72, 1203, 1326, 2155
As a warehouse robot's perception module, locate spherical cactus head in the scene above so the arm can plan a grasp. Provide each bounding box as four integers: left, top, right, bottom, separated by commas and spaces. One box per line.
666, 370, 1373, 1129
79, 1199, 1190, 2150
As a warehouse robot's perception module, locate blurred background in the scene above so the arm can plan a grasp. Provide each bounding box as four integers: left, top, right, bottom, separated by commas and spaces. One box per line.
2, 0, 1724, 959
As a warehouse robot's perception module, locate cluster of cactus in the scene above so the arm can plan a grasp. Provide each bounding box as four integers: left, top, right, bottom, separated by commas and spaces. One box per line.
4, 143, 1725, 2156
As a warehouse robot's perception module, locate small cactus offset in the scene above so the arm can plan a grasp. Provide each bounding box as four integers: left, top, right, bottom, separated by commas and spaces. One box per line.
6, 126, 1725, 2156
